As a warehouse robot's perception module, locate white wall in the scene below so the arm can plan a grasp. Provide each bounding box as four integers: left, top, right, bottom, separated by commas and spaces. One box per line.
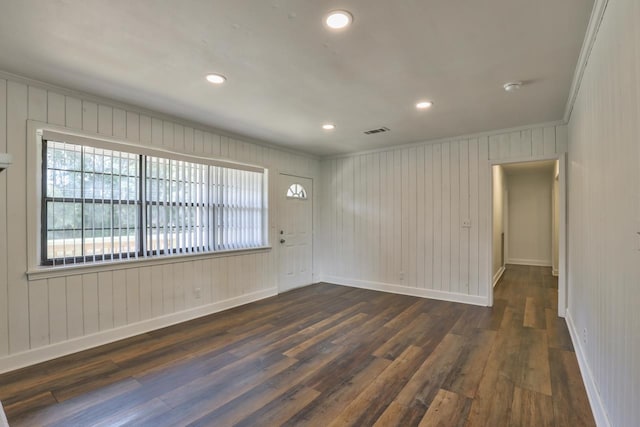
492, 165, 506, 282
318, 123, 567, 305
506, 168, 553, 266
552, 161, 560, 275
0, 72, 320, 372
567, 0, 640, 425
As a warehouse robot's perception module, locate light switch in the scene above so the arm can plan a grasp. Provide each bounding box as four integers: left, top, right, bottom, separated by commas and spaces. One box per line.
462, 219, 471, 228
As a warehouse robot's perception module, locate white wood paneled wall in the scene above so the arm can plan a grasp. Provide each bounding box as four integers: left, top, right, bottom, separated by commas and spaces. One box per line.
0, 74, 319, 371
318, 124, 566, 305
567, 0, 640, 425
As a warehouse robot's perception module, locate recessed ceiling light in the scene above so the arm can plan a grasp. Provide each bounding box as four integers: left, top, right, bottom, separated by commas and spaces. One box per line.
206, 73, 227, 84
322, 123, 336, 130
416, 101, 434, 109
325, 10, 353, 29
503, 81, 522, 92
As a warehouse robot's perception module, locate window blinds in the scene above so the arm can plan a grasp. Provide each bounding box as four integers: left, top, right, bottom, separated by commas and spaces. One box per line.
42, 138, 266, 266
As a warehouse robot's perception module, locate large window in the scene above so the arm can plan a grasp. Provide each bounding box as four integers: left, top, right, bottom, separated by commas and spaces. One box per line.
42, 139, 266, 266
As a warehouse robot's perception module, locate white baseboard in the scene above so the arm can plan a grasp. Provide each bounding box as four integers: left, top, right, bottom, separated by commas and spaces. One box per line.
321, 276, 488, 307
507, 258, 552, 267
493, 266, 506, 288
565, 309, 611, 427
0, 287, 277, 374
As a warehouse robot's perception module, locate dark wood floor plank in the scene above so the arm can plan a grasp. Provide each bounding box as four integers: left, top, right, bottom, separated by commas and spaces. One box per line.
523, 296, 546, 329
327, 345, 426, 426
549, 348, 596, 427
441, 329, 497, 398
509, 386, 554, 427
0, 265, 595, 427
418, 389, 471, 427
285, 357, 391, 427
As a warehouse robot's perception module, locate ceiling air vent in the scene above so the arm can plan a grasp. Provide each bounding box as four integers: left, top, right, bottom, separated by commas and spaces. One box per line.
363, 127, 390, 135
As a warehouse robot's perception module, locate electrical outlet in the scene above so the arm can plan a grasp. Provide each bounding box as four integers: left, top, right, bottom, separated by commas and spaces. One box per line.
399, 271, 404, 281
462, 219, 471, 228
582, 327, 588, 345
194, 287, 202, 299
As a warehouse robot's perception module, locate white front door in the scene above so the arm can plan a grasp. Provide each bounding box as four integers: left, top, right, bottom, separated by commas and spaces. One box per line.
278, 174, 313, 292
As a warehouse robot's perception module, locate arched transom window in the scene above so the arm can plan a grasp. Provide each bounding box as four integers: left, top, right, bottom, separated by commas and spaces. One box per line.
286, 183, 307, 199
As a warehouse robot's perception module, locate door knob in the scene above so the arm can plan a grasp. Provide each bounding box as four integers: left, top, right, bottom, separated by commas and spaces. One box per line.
280, 239, 286, 244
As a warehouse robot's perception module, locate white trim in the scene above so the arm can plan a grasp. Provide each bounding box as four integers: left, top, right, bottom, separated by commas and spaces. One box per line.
506, 258, 552, 267
489, 153, 562, 166
325, 121, 565, 160
563, 0, 610, 123
0, 287, 277, 374
566, 309, 611, 427
493, 266, 505, 288
26, 247, 272, 281
322, 276, 489, 307
0, 69, 319, 161
552, 269, 559, 277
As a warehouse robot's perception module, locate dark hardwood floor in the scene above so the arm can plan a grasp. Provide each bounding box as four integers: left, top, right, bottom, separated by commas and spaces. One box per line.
0, 265, 595, 426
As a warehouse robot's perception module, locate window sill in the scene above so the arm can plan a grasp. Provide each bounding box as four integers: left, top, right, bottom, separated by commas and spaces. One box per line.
26, 246, 272, 281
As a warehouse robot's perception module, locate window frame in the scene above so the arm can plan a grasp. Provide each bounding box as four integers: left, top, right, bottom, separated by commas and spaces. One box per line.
28, 121, 270, 277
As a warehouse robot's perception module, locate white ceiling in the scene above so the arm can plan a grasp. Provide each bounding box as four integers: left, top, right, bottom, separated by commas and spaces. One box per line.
0, 0, 594, 156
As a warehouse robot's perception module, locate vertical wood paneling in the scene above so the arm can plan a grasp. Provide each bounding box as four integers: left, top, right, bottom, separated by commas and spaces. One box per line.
65, 96, 82, 129
163, 122, 174, 150
543, 127, 556, 156
47, 92, 65, 126
449, 142, 460, 293
82, 101, 98, 133
150, 265, 164, 318
98, 104, 113, 135
48, 277, 67, 344
459, 140, 470, 294
162, 264, 174, 314
112, 108, 126, 138
415, 146, 425, 289
408, 148, 417, 288
424, 145, 434, 290
125, 269, 140, 324
139, 115, 152, 143
7, 81, 29, 353
138, 266, 152, 321
98, 271, 114, 331
532, 128, 544, 156
28, 279, 48, 348
112, 270, 127, 327
468, 139, 480, 295
392, 151, 401, 283
66, 275, 84, 339
82, 273, 99, 335
126, 111, 140, 142
441, 143, 451, 291
28, 87, 47, 122
0, 76, 317, 368
567, 0, 640, 425
477, 136, 490, 297
433, 144, 443, 290
0, 79, 7, 356
151, 118, 163, 147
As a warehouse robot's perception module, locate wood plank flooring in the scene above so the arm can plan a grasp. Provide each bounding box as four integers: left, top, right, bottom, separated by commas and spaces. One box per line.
0, 265, 594, 426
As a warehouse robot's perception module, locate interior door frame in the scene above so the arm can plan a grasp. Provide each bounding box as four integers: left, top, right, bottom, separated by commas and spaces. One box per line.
277, 173, 314, 293
488, 153, 568, 317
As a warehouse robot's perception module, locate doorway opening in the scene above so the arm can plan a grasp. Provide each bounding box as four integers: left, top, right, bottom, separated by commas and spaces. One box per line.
490, 156, 567, 317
